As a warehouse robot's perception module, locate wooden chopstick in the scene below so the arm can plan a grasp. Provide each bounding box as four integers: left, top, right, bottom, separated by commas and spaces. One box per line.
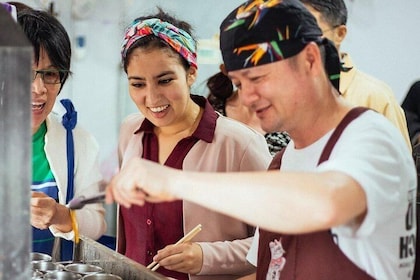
147, 224, 202, 272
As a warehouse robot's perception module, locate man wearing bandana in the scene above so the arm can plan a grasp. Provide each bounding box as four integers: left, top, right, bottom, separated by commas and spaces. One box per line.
106, 1, 417, 279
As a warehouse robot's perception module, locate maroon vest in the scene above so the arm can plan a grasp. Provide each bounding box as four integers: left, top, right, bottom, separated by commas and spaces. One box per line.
257, 107, 375, 280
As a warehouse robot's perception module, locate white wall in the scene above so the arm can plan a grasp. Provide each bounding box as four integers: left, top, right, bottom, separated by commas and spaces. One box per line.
343, 0, 420, 102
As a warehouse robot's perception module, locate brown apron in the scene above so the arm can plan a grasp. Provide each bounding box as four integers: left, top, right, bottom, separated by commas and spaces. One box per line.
257, 107, 375, 280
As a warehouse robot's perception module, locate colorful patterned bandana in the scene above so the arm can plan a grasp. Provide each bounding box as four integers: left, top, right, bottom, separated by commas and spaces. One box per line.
121, 18, 197, 69
220, 0, 341, 90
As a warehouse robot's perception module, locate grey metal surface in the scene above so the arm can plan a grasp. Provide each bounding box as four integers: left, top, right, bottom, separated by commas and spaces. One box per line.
78, 236, 167, 280
0, 6, 32, 280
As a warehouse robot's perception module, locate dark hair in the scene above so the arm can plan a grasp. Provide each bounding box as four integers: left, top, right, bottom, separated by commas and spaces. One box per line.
206, 71, 234, 116
17, 9, 71, 90
300, 0, 347, 27
123, 7, 196, 73
207, 71, 234, 101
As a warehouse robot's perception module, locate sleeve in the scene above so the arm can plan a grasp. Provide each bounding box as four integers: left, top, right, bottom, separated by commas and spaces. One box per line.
317, 113, 416, 237
381, 102, 411, 148
362, 83, 411, 149
198, 237, 256, 276
52, 128, 106, 240
239, 132, 272, 171
117, 113, 144, 167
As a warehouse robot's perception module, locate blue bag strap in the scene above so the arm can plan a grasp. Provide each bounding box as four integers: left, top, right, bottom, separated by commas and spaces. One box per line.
60, 99, 77, 203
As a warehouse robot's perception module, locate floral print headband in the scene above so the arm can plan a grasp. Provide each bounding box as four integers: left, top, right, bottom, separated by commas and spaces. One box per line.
121, 18, 197, 69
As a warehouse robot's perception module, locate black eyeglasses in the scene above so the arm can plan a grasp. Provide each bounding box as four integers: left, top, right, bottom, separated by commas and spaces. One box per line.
32, 69, 68, 84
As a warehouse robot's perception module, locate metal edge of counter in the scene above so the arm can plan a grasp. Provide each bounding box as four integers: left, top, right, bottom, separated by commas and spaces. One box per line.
78, 235, 168, 280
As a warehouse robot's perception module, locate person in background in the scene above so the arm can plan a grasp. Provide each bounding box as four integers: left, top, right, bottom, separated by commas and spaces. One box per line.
207, 65, 290, 156
116, 7, 271, 280
402, 80, 420, 146
300, 0, 411, 148
106, 0, 416, 279
18, 9, 106, 260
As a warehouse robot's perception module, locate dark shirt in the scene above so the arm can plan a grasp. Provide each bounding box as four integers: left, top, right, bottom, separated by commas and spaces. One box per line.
402, 81, 420, 144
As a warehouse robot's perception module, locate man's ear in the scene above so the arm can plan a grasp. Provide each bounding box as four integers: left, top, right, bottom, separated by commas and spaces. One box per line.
303, 42, 322, 71
334, 24, 347, 49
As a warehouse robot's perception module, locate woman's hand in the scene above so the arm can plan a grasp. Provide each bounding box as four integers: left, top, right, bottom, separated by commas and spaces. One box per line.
153, 242, 203, 275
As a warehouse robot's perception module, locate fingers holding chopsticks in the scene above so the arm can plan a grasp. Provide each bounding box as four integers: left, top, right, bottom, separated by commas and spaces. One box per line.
150, 242, 203, 274
147, 224, 202, 274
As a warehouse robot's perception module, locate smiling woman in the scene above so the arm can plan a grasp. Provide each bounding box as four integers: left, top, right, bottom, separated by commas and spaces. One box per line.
17, 8, 106, 261
113, 6, 272, 280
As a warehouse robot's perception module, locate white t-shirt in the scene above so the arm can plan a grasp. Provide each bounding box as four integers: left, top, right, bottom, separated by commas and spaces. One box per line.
247, 110, 417, 280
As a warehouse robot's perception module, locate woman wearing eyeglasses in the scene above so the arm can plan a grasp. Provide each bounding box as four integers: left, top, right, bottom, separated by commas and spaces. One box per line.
17, 9, 106, 260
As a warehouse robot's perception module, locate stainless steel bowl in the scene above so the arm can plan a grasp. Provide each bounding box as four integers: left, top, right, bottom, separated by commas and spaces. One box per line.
32, 261, 64, 273
44, 271, 83, 279
31, 252, 52, 262
65, 263, 103, 275
32, 269, 44, 280
82, 273, 123, 280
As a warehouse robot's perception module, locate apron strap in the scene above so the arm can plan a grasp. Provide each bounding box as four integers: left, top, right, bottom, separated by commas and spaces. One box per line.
60, 99, 77, 203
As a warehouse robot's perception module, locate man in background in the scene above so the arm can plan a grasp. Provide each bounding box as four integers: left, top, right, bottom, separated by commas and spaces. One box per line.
301, 0, 411, 148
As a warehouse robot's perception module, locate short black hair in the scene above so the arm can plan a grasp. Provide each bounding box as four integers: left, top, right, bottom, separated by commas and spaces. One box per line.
206, 71, 234, 116
17, 9, 71, 89
300, 0, 347, 27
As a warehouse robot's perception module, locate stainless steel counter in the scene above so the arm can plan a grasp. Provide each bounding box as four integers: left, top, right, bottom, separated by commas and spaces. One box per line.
76, 236, 167, 280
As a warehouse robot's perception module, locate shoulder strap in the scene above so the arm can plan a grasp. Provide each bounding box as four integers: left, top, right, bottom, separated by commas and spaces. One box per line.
60, 99, 77, 203
268, 107, 369, 170
268, 148, 285, 170
318, 107, 369, 164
